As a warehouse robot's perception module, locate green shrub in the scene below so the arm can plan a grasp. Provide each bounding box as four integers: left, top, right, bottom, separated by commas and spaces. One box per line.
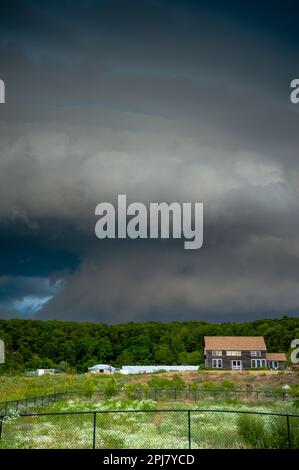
220, 380, 236, 390
171, 375, 185, 390
104, 378, 119, 398
290, 388, 299, 409
200, 381, 216, 390
147, 375, 186, 390
237, 414, 267, 448
290, 386, 299, 398
147, 377, 171, 389
102, 433, 125, 448
237, 413, 299, 449
124, 383, 143, 399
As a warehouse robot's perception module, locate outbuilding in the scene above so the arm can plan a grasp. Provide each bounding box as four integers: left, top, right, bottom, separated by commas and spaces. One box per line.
119, 365, 199, 375
88, 364, 116, 374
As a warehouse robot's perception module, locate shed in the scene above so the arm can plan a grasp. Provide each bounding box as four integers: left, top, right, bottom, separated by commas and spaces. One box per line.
88, 364, 116, 374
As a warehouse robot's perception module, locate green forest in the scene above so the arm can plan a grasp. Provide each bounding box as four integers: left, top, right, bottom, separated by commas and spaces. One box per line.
0, 316, 298, 373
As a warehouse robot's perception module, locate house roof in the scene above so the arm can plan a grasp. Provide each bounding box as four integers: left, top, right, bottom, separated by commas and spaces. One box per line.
120, 365, 199, 374
88, 364, 115, 370
266, 353, 286, 362
204, 336, 266, 351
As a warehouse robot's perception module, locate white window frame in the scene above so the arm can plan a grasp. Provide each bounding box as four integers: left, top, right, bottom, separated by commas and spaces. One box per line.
231, 360, 242, 370
251, 351, 262, 357
212, 358, 222, 368
251, 359, 266, 368
226, 351, 242, 356
212, 350, 222, 356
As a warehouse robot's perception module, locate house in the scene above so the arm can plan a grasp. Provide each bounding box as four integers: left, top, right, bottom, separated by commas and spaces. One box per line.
88, 364, 116, 374
204, 336, 286, 371
119, 365, 199, 375
266, 353, 287, 370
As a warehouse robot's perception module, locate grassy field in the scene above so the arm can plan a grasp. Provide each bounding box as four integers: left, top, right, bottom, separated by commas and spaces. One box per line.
0, 397, 298, 449
1, 371, 298, 449
0, 374, 118, 401
1, 370, 298, 401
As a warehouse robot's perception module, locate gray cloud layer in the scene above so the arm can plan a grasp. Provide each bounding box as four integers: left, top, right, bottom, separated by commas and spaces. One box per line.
0, 1, 299, 322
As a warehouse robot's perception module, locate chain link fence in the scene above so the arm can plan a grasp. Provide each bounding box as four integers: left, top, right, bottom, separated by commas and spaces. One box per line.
0, 408, 298, 449
0, 393, 67, 415
0, 387, 290, 416
127, 388, 289, 403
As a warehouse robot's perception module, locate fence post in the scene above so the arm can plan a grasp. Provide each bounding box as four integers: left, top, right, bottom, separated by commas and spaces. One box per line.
286, 415, 291, 449
93, 412, 97, 449
5, 401, 7, 416
0, 417, 3, 441
187, 411, 191, 449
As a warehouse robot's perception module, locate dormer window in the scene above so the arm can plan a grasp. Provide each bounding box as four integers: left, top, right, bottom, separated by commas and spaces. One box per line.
251, 351, 262, 357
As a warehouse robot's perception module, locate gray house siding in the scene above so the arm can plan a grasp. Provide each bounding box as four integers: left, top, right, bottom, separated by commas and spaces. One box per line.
205, 349, 267, 370
267, 360, 286, 371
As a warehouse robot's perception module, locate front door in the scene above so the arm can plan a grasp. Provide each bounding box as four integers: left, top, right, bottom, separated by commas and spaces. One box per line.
231, 360, 242, 370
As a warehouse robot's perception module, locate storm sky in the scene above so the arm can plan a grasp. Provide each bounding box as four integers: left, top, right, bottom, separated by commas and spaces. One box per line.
0, 0, 299, 323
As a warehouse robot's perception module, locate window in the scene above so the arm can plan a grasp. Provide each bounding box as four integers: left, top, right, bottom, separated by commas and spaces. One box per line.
269, 361, 279, 369
212, 359, 222, 368
251, 359, 266, 368
212, 350, 222, 356
231, 360, 242, 370
251, 351, 262, 357
226, 351, 241, 356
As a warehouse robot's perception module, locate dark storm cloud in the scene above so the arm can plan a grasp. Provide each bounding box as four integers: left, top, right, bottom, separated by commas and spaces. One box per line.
1, 0, 299, 321
0, 275, 58, 302
0, 274, 62, 319
0, 220, 79, 277
38, 233, 299, 323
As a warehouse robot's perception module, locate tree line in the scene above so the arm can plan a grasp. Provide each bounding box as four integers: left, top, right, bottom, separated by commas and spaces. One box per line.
0, 316, 298, 373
